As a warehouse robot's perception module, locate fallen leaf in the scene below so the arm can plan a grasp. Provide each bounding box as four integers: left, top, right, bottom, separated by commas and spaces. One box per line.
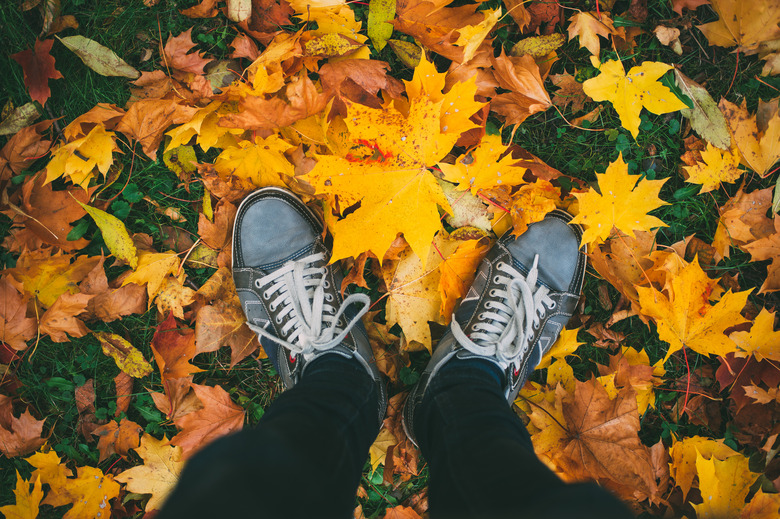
0, 472, 44, 519
636, 259, 751, 360
719, 98, 780, 177
490, 50, 552, 126
39, 292, 90, 342
729, 307, 780, 361
116, 99, 197, 160
510, 179, 561, 236
511, 33, 566, 59
42, 465, 120, 519
45, 123, 118, 188
654, 26, 683, 55
9, 251, 100, 308
92, 418, 142, 462
170, 383, 244, 456
114, 372, 133, 417
697, 0, 780, 53
438, 239, 490, 319
11, 39, 63, 105
583, 59, 687, 138
537, 327, 583, 369
93, 332, 154, 378
439, 133, 527, 194
683, 143, 743, 193
549, 73, 588, 113
0, 396, 46, 457
741, 490, 780, 519
155, 276, 196, 320
672, 0, 710, 15
115, 434, 185, 512
0, 276, 36, 351
692, 453, 758, 519
150, 313, 203, 382
122, 251, 181, 301
567, 11, 618, 56
674, 69, 732, 150
0, 103, 39, 136
57, 35, 140, 78
742, 217, 780, 293
570, 153, 668, 245
78, 200, 138, 268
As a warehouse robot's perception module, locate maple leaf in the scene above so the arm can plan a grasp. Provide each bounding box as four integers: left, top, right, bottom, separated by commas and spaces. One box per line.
63, 103, 125, 140
42, 465, 120, 519
742, 490, 780, 519
0, 396, 46, 457
11, 39, 63, 106
582, 59, 687, 138
0, 276, 36, 351
170, 383, 244, 455
8, 251, 100, 308
557, 379, 658, 499
93, 332, 154, 378
45, 123, 118, 188
304, 56, 481, 262
567, 11, 619, 56
742, 217, 780, 293
213, 136, 293, 188
114, 372, 133, 417
537, 327, 583, 369
122, 250, 181, 300
438, 238, 490, 319
319, 59, 404, 116
636, 259, 751, 360
0, 120, 52, 181
439, 134, 527, 193
39, 292, 90, 342
729, 307, 780, 362
115, 99, 198, 160
383, 235, 458, 351
92, 418, 142, 462
163, 28, 212, 75
549, 73, 588, 113
453, 8, 501, 64
115, 434, 185, 511
668, 436, 740, 500
0, 472, 44, 519
717, 186, 776, 247
570, 154, 668, 246
718, 98, 780, 177
672, 0, 711, 15
155, 276, 196, 319
150, 313, 204, 382
692, 453, 758, 519
150, 377, 204, 421
684, 143, 743, 193
490, 50, 552, 126
697, 0, 780, 53
510, 179, 561, 236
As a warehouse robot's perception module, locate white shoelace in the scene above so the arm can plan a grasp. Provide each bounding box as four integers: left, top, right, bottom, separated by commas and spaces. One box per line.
246, 252, 370, 358
451, 255, 555, 369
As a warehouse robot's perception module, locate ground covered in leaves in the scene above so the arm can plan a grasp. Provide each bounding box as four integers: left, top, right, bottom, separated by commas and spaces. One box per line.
1, 0, 779, 517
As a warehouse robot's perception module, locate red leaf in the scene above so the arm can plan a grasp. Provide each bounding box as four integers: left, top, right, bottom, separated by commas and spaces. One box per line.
11, 39, 63, 106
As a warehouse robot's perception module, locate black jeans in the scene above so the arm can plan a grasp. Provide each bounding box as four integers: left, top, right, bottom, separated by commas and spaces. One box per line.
159, 355, 634, 518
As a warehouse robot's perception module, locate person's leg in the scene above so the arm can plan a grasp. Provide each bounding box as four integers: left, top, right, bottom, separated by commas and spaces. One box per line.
158, 353, 380, 518
414, 358, 634, 519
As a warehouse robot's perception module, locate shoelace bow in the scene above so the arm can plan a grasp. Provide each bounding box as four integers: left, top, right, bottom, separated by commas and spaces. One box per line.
451, 255, 555, 367
246, 252, 370, 358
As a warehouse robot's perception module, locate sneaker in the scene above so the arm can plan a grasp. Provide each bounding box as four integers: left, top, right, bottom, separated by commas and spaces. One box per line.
232, 187, 387, 422
403, 210, 586, 443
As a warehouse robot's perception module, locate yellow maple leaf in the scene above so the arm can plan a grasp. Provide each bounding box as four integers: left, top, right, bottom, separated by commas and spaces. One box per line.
10, 252, 100, 308
0, 472, 43, 519
213, 136, 293, 188
454, 8, 501, 63
719, 98, 780, 177
635, 259, 751, 361
26, 450, 72, 491
692, 453, 758, 519
122, 251, 181, 301
305, 55, 482, 263
383, 235, 458, 352
166, 101, 243, 152
438, 134, 527, 194
683, 143, 743, 193
45, 124, 117, 188
570, 154, 668, 246
42, 465, 120, 519
368, 427, 397, 471
547, 358, 575, 392
741, 490, 780, 519
668, 435, 741, 500
510, 179, 562, 236
115, 434, 185, 512
729, 307, 780, 362
697, 0, 780, 52
582, 59, 688, 138
537, 327, 583, 369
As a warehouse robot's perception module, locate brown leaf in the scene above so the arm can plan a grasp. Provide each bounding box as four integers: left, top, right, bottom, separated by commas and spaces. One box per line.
719, 186, 775, 245
195, 300, 261, 366
0, 395, 46, 457
39, 292, 91, 342
162, 28, 212, 75
0, 120, 52, 181
170, 383, 244, 456
0, 276, 36, 351
363, 310, 404, 384
717, 353, 780, 412
88, 283, 147, 323
63, 103, 125, 140
115, 99, 197, 160
92, 418, 142, 462
150, 313, 203, 382
114, 372, 133, 417
549, 73, 588, 113
230, 33, 261, 60
181, 0, 219, 18
393, 1, 483, 62
198, 199, 237, 267
319, 59, 404, 117
558, 379, 657, 499
672, 0, 710, 15
11, 39, 63, 106
150, 377, 203, 421
155, 276, 197, 320
75, 379, 100, 441
743, 217, 780, 293
490, 50, 552, 126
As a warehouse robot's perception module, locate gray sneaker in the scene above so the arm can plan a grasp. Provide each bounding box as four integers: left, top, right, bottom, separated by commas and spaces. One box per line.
232, 187, 387, 423
403, 210, 586, 444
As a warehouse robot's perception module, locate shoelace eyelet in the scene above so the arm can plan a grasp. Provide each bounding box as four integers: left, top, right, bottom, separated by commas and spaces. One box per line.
275, 316, 283, 324
489, 289, 498, 297
325, 294, 334, 302
323, 280, 330, 289
497, 261, 505, 269
548, 301, 557, 309
493, 275, 501, 284
255, 279, 262, 288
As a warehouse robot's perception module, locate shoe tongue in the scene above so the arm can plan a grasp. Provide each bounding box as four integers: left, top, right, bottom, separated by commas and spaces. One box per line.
258, 243, 319, 271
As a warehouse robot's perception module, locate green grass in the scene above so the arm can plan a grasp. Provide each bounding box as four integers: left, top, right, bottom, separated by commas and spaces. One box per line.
1, 0, 779, 516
